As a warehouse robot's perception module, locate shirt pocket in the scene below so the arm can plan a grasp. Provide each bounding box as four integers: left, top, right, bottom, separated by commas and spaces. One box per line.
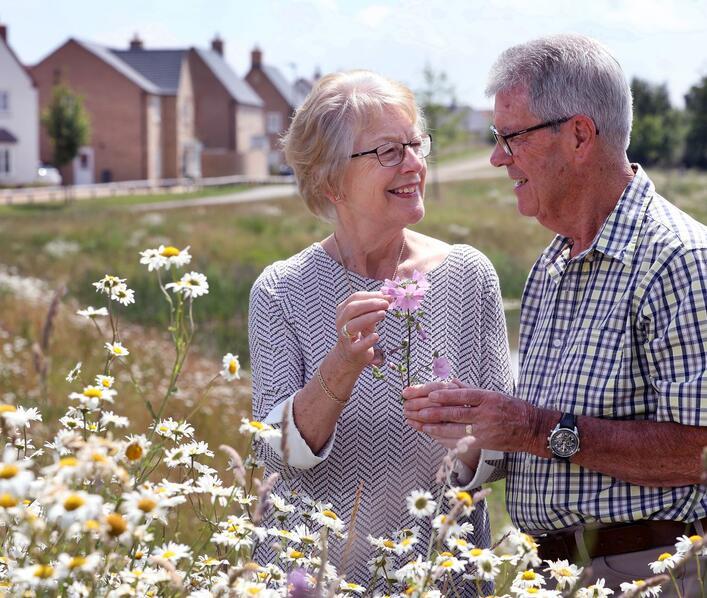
557, 327, 628, 417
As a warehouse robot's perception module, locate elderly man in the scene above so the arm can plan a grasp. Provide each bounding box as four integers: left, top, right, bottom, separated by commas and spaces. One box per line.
404, 34, 707, 593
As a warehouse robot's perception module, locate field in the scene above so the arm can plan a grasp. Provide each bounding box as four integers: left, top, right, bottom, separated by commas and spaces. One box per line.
1, 166, 705, 537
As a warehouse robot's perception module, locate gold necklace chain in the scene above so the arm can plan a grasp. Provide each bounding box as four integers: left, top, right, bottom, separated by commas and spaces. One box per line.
332, 232, 406, 293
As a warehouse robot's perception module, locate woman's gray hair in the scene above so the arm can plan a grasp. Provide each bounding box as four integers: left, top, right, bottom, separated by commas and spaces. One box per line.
282, 70, 426, 222
486, 34, 633, 151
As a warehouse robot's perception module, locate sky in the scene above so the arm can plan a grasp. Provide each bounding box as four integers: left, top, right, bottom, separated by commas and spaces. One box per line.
2, 0, 706, 109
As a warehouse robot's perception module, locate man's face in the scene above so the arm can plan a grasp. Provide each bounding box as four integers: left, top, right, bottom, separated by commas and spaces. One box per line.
490, 87, 573, 227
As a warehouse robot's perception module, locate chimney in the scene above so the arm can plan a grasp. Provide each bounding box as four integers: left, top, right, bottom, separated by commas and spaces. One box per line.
211, 34, 223, 56
0, 24, 7, 43
251, 46, 262, 69
129, 34, 143, 50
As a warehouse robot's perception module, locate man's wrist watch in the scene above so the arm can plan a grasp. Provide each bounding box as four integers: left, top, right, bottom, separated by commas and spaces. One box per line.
548, 413, 580, 460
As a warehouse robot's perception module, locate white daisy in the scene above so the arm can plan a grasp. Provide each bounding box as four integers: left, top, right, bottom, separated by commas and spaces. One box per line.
544, 559, 583, 590
68, 385, 116, 411
151, 541, 192, 563
675, 533, 707, 556
465, 547, 500, 581
312, 507, 346, 533
122, 435, 151, 462
165, 271, 209, 298
46, 490, 104, 529
512, 569, 547, 590
3, 406, 42, 429
76, 306, 109, 319
239, 418, 281, 441
100, 411, 129, 428
574, 578, 615, 597
105, 341, 129, 357
93, 275, 125, 295
110, 283, 135, 306
0, 445, 35, 497
618, 580, 661, 597
95, 374, 115, 388
648, 550, 679, 574
65, 362, 82, 383
406, 489, 436, 518
221, 353, 241, 381
141, 244, 191, 270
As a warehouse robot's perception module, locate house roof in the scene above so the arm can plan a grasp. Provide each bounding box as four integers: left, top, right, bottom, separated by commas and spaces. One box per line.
0, 128, 18, 143
261, 64, 300, 109
193, 48, 263, 107
74, 38, 162, 94
111, 48, 186, 94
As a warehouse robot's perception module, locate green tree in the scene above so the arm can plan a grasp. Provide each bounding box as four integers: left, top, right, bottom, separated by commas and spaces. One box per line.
628, 77, 683, 167
684, 76, 707, 169
416, 65, 463, 199
41, 85, 91, 177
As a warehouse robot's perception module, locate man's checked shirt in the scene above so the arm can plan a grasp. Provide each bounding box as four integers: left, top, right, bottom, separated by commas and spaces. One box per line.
505, 165, 707, 533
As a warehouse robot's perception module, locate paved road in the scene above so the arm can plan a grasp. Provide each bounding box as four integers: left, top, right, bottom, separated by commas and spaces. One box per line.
129, 153, 501, 212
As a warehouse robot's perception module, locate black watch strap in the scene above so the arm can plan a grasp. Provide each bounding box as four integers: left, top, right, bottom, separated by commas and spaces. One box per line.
559, 412, 576, 429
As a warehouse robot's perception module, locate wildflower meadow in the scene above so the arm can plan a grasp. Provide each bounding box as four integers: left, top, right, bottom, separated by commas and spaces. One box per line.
0, 240, 704, 597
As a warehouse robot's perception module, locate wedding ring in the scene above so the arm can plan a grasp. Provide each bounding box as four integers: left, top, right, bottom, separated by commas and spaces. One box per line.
341, 323, 354, 340
465, 424, 473, 436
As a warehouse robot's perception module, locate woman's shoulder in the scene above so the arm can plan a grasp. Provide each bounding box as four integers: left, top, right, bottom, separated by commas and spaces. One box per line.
251, 243, 324, 297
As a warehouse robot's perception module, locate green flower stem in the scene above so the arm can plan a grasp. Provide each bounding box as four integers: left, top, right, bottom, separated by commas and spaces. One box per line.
697, 555, 705, 598
668, 569, 684, 598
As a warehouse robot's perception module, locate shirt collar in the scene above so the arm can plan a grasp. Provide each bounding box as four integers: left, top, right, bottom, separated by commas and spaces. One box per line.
541, 164, 654, 273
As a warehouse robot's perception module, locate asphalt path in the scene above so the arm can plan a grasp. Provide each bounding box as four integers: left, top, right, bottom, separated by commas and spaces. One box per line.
129, 153, 501, 212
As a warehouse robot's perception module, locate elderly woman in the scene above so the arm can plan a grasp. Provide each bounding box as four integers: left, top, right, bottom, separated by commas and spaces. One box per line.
248, 70, 513, 586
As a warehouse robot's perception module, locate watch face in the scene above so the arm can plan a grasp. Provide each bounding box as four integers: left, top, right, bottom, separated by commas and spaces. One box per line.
550, 429, 579, 458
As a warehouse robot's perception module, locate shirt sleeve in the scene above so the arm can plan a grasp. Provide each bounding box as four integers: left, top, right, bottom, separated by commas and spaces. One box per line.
642, 247, 707, 426
249, 270, 337, 471
452, 256, 513, 486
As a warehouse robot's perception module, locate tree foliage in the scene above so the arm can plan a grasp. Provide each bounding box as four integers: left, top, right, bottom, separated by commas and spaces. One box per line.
684, 76, 707, 169
628, 77, 683, 167
41, 84, 91, 170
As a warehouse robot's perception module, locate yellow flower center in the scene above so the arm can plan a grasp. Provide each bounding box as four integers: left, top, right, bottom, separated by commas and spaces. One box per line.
101, 379, 111, 388
414, 497, 428, 509
92, 453, 107, 463
635, 580, 646, 586
250, 421, 266, 430
34, 564, 54, 579
558, 567, 573, 576
160, 246, 181, 257
138, 498, 156, 513
0, 465, 18, 479
383, 540, 395, 549
526, 590, 539, 595
400, 538, 412, 546
162, 550, 176, 559
689, 535, 702, 543
85, 519, 100, 531
63, 494, 86, 511
106, 513, 127, 536
69, 556, 86, 569
440, 559, 454, 568
0, 493, 18, 508
522, 571, 537, 580
290, 550, 303, 559
59, 456, 78, 467
322, 509, 338, 520
83, 388, 102, 399
125, 443, 143, 461
470, 548, 483, 557
229, 359, 239, 375
440, 551, 453, 557
658, 552, 672, 561
0, 405, 16, 413
455, 491, 472, 506
134, 551, 144, 559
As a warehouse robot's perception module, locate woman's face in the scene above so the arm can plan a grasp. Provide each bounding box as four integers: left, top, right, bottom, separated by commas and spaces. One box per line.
337, 107, 427, 231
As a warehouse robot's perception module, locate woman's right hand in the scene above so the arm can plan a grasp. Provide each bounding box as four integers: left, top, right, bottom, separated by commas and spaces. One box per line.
334, 291, 390, 370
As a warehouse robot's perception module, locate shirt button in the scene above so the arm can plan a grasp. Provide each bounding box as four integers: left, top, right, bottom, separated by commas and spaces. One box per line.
552, 339, 563, 349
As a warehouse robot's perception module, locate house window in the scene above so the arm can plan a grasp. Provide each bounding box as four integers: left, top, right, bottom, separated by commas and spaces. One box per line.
0, 92, 9, 114
266, 111, 282, 134
0, 147, 11, 174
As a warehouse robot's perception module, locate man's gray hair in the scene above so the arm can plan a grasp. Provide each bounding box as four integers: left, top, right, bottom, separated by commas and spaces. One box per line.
486, 34, 633, 151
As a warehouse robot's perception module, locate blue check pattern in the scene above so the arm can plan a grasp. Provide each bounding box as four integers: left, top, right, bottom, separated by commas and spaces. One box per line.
506, 165, 707, 532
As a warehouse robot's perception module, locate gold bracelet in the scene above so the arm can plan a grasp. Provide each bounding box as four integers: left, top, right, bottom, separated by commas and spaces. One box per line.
316, 367, 348, 406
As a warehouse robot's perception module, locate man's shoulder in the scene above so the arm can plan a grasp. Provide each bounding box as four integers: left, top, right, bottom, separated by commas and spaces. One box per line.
644, 191, 707, 252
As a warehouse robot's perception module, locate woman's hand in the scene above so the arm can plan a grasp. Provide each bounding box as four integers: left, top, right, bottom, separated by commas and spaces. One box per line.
334, 291, 390, 370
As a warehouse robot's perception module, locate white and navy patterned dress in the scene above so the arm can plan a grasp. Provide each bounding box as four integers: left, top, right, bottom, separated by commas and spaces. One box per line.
249, 242, 514, 585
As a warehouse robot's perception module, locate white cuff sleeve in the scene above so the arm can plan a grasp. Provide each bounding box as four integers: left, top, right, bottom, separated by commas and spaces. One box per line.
262, 393, 337, 469
452, 449, 505, 490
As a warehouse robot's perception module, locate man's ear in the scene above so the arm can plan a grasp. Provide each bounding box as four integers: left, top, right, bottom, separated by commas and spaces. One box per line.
572, 115, 599, 161
324, 187, 343, 205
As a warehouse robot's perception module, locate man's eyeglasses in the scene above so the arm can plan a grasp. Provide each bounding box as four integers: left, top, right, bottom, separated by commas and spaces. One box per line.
490, 117, 572, 157
350, 134, 432, 167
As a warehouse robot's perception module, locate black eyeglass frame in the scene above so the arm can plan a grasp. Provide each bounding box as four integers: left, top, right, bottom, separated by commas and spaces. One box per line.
490, 117, 575, 156
350, 133, 432, 167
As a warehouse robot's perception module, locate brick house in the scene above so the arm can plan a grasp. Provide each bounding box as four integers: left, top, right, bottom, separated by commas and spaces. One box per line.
245, 47, 313, 173
31, 35, 266, 184
0, 23, 39, 185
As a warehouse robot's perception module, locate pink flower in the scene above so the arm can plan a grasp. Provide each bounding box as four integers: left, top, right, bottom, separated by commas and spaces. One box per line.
432, 355, 451, 379
382, 271, 430, 312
